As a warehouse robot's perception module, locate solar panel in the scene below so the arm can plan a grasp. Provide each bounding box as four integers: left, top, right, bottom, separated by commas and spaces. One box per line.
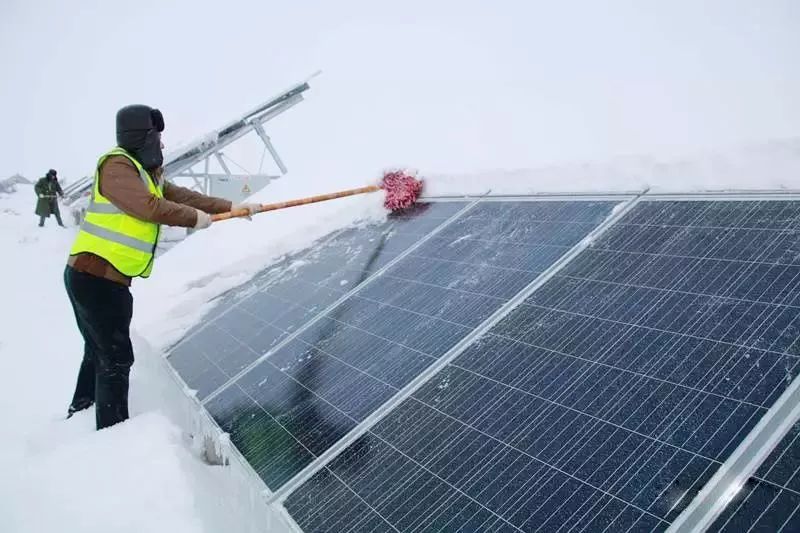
284, 200, 800, 532
708, 421, 800, 532
203, 200, 619, 491
167, 201, 467, 399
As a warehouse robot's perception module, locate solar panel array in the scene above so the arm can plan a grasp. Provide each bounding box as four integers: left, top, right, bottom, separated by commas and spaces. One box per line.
279, 200, 800, 532
165, 196, 800, 532
202, 200, 617, 489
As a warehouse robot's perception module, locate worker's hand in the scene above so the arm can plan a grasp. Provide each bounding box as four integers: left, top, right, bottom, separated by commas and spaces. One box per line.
194, 210, 213, 230
232, 203, 260, 220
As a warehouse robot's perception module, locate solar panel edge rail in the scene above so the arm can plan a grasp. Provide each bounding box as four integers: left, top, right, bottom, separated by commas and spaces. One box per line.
704, 419, 800, 532
200, 198, 625, 495
420, 190, 800, 201
287, 196, 800, 531
670, 374, 800, 532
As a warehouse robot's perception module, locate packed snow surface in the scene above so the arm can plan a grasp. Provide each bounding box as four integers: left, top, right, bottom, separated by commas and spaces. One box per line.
0, 186, 255, 533
1, 141, 799, 532
425, 139, 800, 196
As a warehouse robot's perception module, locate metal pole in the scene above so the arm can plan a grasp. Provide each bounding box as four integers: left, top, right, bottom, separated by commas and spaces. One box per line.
253, 122, 288, 175
215, 152, 232, 175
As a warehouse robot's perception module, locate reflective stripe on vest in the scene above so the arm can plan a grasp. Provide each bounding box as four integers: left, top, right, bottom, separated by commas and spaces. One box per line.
69, 148, 163, 278
79, 220, 154, 253
86, 198, 122, 214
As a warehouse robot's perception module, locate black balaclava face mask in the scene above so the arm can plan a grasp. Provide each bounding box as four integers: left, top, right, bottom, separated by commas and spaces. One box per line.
115, 105, 165, 171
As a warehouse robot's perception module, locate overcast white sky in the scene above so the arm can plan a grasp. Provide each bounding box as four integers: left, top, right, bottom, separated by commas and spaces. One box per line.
1, 0, 798, 185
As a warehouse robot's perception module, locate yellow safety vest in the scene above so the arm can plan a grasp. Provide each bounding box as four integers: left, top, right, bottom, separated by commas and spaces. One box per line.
70, 148, 163, 278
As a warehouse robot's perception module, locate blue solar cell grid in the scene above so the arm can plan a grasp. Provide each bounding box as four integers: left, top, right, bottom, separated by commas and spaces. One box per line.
204, 200, 618, 491
167, 201, 467, 399
285, 200, 800, 532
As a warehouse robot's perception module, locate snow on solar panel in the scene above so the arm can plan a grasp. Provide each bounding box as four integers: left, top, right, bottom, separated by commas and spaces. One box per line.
167, 201, 468, 399
284, 200, 800, 532
202, 200, 619, 491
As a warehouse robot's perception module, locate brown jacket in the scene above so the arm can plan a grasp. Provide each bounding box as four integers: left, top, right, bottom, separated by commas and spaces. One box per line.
69, 155, 233, 285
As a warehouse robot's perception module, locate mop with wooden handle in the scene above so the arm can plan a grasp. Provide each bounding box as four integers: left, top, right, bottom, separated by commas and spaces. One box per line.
210, 171, 424, 222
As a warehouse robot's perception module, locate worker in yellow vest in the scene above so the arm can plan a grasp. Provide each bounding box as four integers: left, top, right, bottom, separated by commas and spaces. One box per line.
65, 105, 259, 430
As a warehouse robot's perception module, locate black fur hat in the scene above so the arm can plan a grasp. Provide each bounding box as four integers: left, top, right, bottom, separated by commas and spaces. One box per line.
115, 105, 165, 170
116, 105, 164, 135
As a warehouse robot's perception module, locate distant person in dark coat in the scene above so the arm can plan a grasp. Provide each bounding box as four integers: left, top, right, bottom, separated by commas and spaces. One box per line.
34, 169, 65, 227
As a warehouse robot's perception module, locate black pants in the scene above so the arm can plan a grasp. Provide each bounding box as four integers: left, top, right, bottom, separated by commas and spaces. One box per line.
39, 207, 64, 226
64, 266, 134, 430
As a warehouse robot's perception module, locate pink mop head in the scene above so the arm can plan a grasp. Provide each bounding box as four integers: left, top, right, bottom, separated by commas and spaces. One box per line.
381, 171, 424, 211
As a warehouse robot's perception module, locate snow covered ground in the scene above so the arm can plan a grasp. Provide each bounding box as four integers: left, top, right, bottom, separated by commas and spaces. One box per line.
0, 186, 261, 533
1, 141, 799, 532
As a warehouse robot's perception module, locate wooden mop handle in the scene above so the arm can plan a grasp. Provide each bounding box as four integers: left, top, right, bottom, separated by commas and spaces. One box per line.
210, 184, 382, 222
